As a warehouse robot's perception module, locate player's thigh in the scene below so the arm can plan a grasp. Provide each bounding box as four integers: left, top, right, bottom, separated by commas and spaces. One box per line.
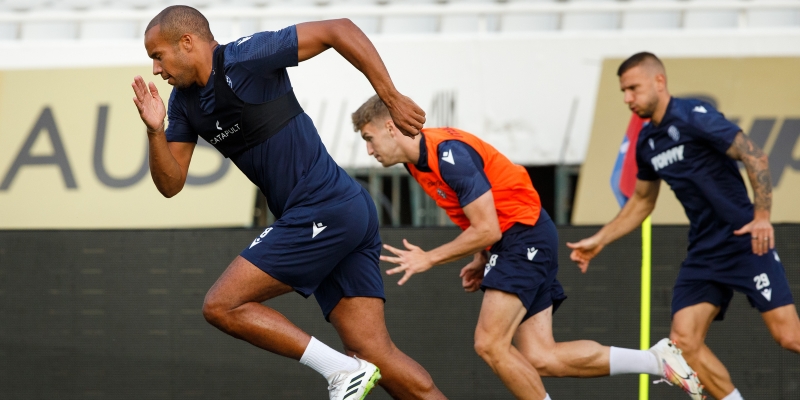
761, 304, 800, 346
475, 289, 528, 349
514, 305, 556, 355
205, 255, 294, 309
329, 296, 395, 357
670, 302, 719, 350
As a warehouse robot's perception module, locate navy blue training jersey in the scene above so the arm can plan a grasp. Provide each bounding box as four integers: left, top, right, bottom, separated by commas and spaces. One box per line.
636, 97, 752, 259
164, 27, 362, 218
413, 137, 491, 208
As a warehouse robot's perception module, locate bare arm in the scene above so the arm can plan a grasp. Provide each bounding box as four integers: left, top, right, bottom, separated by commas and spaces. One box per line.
726, 131, 774, 255
295, 19, 425, 137
567, 178, 660, 272
382, 191, 502, 285
131, 75, 194, 198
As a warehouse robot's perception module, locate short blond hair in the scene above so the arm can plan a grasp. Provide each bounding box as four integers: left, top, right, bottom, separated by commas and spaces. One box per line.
352, 95, 390, 132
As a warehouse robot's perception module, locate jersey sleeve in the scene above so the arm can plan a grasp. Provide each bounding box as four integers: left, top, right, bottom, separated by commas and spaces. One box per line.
636, 139, 659, 181
228, 26, 299, 72
437, 141, 491, 208
165, 89, 198, 143
688, 102, 742, 154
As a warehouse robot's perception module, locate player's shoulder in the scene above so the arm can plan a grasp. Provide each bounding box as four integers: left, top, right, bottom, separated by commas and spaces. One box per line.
166, 86, 190, 116
223, 26, 298, 59
669, 97, 724, 127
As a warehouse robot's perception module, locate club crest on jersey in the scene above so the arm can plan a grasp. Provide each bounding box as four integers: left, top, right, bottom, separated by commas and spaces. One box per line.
668, 125, 680, 141
437, 188, 447, 199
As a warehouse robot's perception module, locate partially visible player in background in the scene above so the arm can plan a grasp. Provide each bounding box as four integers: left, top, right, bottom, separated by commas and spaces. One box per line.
353, 95, 703, 400
568, 52, 800, 400
131, 6, 446, 400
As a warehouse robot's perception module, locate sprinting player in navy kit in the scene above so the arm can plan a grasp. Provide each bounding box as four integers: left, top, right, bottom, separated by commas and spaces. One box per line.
569, 52, 800, 400
353, 96, 703, 400
130, 6, 446, 400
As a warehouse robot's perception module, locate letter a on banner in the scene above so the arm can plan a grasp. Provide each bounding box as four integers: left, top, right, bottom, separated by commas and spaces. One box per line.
1, 107, 77, 190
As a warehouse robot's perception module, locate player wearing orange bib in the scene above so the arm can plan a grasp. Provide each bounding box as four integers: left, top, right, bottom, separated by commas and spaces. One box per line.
352, 95, 703, 400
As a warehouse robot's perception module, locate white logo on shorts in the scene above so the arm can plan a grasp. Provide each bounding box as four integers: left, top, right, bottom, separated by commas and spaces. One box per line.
774, 251, 781, 262
527, 247, 538, 261
754, 273, 772, 301
484, 254, 498, 277
312, 222, 327, 238
250, 227, 273, 249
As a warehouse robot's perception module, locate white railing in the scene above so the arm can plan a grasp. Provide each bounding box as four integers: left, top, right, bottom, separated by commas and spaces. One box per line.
0, 0, 799, 38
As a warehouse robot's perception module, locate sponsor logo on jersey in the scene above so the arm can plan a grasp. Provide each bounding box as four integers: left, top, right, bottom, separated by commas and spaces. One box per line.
250, 227, 273, 249
441, 150, 455, 165
209, 123, 241, 145
527, 247, 538, 261
692, 105, 707, 113
312, 222, 327, 238
668, 125, 680, 141
650, 145, 685, 171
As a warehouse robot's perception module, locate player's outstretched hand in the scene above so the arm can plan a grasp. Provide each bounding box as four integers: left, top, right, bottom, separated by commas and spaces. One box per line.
382, 239, 433, 285
131, 75, 166, 134
734, 217, 774, 256
460, 251, 487, 292
566, 237, 604, 273
385, 93, 425, 138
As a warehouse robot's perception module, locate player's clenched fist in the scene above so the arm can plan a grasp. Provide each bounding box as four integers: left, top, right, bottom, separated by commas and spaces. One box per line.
131, 75, 166, 134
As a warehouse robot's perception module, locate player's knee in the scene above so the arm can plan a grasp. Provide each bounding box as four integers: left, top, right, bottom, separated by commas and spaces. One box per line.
201, 293, 229, 327
774, 331, 800, 353
473, 335, 503, 363
669, 331, 702, 357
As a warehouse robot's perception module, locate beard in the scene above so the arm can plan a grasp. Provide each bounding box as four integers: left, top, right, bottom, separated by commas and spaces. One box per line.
167, 50, 194, 89
633, 96, 659, 119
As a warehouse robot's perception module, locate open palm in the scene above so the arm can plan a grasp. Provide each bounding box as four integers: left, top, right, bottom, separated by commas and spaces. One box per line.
131, 75, 166, 132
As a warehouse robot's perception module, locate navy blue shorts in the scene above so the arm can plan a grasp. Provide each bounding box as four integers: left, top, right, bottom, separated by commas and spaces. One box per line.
240, 188, 385, 320
481, 210, 567, 322
672, 249, 794, 321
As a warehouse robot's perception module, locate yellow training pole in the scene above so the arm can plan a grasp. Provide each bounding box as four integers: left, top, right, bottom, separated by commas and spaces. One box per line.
639, 216, 652, 400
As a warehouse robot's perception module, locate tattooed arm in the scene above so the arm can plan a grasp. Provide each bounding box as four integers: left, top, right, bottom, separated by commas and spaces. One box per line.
726, 131, 774, 255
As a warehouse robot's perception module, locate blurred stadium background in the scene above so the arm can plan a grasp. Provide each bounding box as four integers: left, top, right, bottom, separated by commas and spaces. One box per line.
0, 0, 799, 399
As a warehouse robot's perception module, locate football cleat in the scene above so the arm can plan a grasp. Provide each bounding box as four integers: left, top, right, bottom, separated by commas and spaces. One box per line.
328, 358, 381, 400
650, 338, 705, 400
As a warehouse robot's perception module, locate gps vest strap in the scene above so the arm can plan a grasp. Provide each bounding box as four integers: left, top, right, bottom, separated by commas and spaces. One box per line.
189, 44, 304, 158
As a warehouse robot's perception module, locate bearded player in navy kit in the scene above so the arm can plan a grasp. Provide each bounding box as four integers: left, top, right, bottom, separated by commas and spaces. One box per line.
131, 6, 446, 400
569, 52, 800, 400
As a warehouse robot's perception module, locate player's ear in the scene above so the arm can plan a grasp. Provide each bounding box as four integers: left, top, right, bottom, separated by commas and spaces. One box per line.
385, 119, 396, 138
179, 34, 193, 52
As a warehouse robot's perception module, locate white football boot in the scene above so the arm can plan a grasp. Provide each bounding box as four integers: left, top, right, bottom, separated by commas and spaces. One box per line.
327, 358, 381, 400
650, 338, 705, 399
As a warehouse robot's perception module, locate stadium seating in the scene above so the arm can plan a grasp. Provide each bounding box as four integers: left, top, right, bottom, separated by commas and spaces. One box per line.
0, 0, 798, 41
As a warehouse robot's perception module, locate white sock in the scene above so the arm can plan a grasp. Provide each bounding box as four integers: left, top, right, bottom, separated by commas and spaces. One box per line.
722, 389, 744, 400
609, 347, 661, 376
299, 337, 360, 383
